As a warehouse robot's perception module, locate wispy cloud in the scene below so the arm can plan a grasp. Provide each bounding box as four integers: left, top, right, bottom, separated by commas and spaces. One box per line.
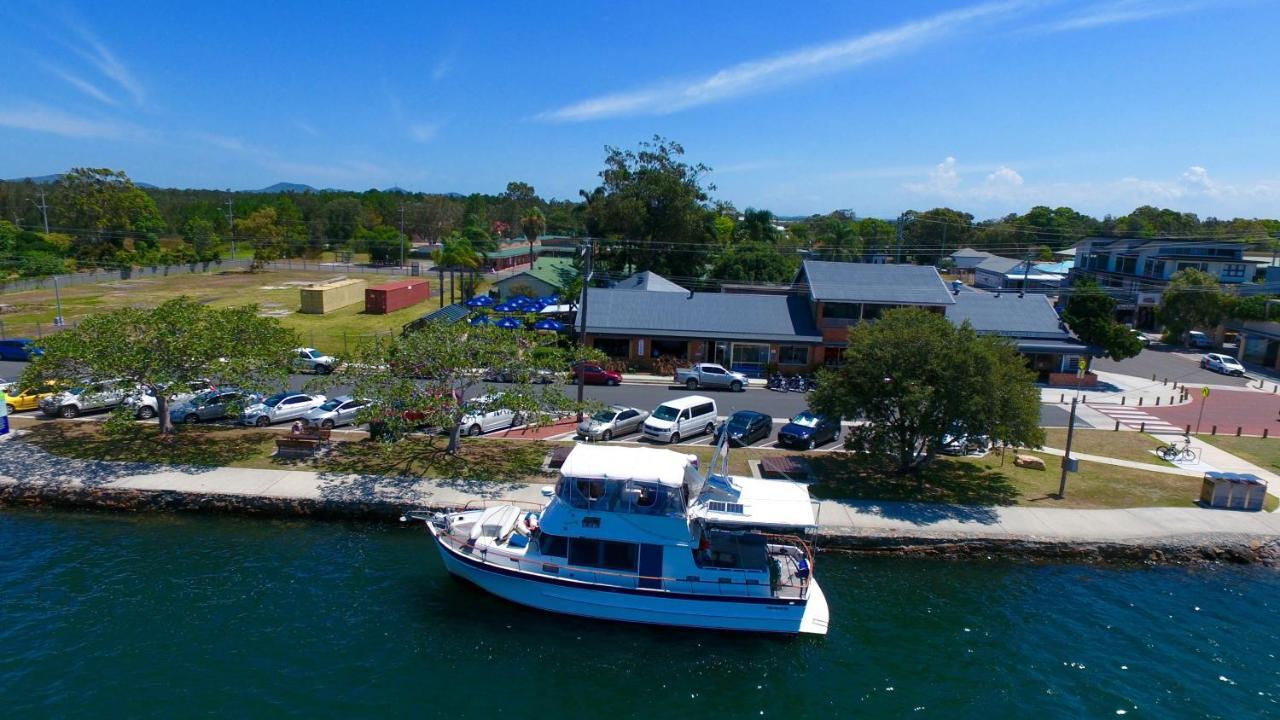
264, 159, 389, 183
0, 102, 141, 139
295, 120, 321, 137
432, 53, 455, 82
61, 15, 146, 105
192, 132, 251, 153
540, 1, 1028, 122
40, 63, 118, 106
409, 122, 441, 143
1033, 0, 1199, 32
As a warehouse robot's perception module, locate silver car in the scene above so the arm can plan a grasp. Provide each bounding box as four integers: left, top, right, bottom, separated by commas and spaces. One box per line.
457, 394, 519, 436
169, 389, 259, 424
577, 404, 650, 441
303, 395, 369, 429
240, 392, 327, 426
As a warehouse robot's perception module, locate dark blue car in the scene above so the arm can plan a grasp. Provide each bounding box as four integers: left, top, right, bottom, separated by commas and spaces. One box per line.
777, 412, 840, 450
0, 339, 40, 361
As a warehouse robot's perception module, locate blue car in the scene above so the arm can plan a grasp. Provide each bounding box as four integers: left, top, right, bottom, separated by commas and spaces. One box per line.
0, 339, 40, 361
776, 412, 840, 450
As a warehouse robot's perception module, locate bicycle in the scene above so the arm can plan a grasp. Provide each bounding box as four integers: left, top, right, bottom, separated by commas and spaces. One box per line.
1156, 436, 1198, 463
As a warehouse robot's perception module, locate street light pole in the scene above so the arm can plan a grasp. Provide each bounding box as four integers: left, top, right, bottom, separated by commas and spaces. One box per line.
52, 274, 64, 327
576, 238, 594, 421
1058, 397, 1078, 498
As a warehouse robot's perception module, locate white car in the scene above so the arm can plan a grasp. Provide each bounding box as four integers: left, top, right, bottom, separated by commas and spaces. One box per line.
291, 347, 337, 374
457, 395, 519, 437
240, 392, 327, 426
124, 380, 216, 419
1201, 353, 1245, 376
303, 396, 369, 429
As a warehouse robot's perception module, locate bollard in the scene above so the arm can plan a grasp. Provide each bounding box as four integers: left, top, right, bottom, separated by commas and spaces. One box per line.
1152, 373, 1156, 381
1115, 420, 1120, 431
1140, 422, 1146, 432
1265, 428, 1270, 439
1155, 397, 1160, 406
1138, 397, 1144, 406
1163, 377, 1168, 385
1170, 396, 1175, 405
1121, 396, 1126, 405
1060, 394, 1064, 404
1237, 426, 1242, 436
1185, 424, 1191, 434
1211, 425, 1217, 435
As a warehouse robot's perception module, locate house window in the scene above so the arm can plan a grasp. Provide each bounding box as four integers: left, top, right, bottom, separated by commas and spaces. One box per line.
1176, 262, 1208, 273
823, 347, 845, 366
1222, 264, 1246, 279
823, 302, 860, 320
1117, 257, 1137, 274
650, 339, 688, 359
593, 337, 631, 358
861, 304, 901, 321
778, 345, 809, 365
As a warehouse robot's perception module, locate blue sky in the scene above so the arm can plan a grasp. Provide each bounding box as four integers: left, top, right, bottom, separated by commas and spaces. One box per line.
1, 0, 1277, 219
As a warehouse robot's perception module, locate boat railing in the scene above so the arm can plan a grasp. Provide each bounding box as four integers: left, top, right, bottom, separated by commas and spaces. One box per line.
458, 498, 547, 512
435, 527, 811, 600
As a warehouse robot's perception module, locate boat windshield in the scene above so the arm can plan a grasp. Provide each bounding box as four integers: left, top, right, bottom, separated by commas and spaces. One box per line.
652, 406, 679, 421
556, 476, 685, 516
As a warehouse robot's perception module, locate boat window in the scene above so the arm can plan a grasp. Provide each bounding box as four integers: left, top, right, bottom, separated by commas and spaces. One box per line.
539, 533, 567, 558
568, 539, 638, 572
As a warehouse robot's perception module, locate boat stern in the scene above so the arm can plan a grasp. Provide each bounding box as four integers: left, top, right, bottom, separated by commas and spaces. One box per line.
798, 580, 830, 636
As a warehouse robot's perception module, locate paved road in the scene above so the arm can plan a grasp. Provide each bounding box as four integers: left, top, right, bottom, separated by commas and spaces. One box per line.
1093, 344, 1252, 388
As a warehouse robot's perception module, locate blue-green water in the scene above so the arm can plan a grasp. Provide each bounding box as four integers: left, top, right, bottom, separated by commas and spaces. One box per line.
1, 510, 1277, 718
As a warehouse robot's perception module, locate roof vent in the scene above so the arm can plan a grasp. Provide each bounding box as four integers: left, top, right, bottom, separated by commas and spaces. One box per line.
951, 280, 962, 295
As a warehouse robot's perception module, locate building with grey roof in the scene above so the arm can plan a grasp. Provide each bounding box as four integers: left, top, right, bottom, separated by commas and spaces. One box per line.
611, 270, 688, 293
946, 286, 1090, 383
947, 247, 995, 274
974, 255, 1066, 292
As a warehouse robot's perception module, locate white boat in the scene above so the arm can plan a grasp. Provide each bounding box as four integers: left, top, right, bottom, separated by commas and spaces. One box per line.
405, 438, 829, 635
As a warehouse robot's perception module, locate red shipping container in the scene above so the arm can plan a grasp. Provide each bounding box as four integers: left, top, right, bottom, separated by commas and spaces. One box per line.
365, 279, 431, 314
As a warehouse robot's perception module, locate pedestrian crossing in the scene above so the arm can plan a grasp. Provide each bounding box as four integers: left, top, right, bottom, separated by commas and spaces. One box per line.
1090, 405, 1185, 434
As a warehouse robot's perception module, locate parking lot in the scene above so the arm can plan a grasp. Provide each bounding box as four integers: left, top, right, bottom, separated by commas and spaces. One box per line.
1093, 344, 1254, 388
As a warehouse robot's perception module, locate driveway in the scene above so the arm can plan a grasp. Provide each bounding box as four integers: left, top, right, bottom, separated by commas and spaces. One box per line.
1092, 344, 1252, 388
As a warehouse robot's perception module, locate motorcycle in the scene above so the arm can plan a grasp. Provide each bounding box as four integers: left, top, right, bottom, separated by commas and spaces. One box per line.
786, 375, 806, 393
767, 373, 786, 391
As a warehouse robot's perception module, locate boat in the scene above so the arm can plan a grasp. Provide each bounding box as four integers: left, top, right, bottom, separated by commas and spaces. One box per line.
404, 436, 829, 635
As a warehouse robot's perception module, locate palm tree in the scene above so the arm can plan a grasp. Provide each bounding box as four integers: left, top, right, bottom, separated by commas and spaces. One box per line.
432, 234, 481, 269
520, 207, 546, 267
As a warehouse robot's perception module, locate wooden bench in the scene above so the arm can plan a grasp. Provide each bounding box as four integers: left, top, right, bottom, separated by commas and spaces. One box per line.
274, 428, 333, 459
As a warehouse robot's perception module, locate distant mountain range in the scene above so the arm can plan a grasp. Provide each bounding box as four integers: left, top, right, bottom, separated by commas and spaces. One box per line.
5, 174, 456, 196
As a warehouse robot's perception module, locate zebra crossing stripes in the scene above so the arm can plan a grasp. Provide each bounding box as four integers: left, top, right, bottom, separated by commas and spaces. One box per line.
1090, 405, 1184, 434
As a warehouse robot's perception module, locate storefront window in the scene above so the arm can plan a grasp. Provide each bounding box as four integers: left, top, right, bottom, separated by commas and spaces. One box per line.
593, 337, 631, 358
778, 345, 809, 365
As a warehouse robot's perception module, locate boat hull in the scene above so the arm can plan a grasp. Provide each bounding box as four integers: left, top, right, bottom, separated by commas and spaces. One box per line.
429, 526, 828, 635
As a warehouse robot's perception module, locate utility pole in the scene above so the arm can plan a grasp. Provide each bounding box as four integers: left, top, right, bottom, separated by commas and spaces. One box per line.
1058, 397, 1078, 498
1019, 249, 1033, 298
225, 194, 236, 260
576, 238, 594, 420
52, 274, 64, 327
399, 203, 406, 269
31, 190, 50, 234
895, 214, 904, 264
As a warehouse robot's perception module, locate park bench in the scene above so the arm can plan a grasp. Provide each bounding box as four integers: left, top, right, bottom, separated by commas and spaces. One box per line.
274, 428, 333, 459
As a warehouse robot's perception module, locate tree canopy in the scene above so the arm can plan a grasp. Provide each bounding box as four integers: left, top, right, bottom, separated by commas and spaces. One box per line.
1060, 278, 1144, 360
809, 308, 1044, 476
1157, 268, 1225, 342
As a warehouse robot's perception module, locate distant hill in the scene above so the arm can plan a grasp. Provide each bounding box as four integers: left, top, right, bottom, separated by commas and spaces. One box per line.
257, 182, 317, 193
6, 173, 158, 189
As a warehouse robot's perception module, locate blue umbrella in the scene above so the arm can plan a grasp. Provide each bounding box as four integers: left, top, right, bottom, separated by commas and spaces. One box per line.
469, 315, 490, 326
493, 301, 521, 313
534, 318, 565, 331
495, 317, 523, 329
525, 300, 547, 313
538, 295, 560, 306
465, 295, 495, 308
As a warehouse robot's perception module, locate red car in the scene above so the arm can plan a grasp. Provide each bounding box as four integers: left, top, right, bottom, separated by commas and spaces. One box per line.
571, 362, 622, 386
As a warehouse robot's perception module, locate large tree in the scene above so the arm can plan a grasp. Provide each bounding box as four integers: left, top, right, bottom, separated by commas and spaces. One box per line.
51, 168, 164, 264
319, 323, 593, 453
22, 297, 297, 434
1060, 277, 1143, 360
1157, 268, 1225, 343
809, 308, 1044, 477
520, 206, 546, 262
709, 242, 798, 284
582, 136, 714, 277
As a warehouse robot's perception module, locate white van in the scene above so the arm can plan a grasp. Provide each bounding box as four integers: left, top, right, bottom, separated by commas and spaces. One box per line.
642, 395, 718, 444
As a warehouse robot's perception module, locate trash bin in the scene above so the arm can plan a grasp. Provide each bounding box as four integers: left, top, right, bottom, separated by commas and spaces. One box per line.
1199, 472, 1268, 511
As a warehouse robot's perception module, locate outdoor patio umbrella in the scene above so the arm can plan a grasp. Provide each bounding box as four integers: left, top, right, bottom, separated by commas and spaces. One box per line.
465, 295, 495, 308
493, 301, 521, 313
469, 315, 491, 326
495, 317, 523, 329
533, 318, 565, 332
538, 295, 560, 306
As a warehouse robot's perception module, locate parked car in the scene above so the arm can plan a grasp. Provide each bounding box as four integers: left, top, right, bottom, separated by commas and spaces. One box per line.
1201, 353, 1245, 376
2, 382, 55, 414
0, 338, 41, 361
569, 362, 621, 386
1186, 331, 1213, 349
485, 368, 556, 384
940, 432, 993, 456
240, 392, 327, 426
1131, 328, 1150, 346
675, 363, 748, 392
714, 410, 773, 447
576, 404, 650, 441
303, 395, 370, 429
124, 380, 216, 419
291, 347, 337, 374
642, 395, 717, 444
457, 394, 519, 436
777, 412, 841, 450
39, 381, 129, 418
169, 389, 259, 424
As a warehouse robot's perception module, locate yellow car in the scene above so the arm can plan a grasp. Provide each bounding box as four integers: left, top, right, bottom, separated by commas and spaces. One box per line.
3, 383, 55, 413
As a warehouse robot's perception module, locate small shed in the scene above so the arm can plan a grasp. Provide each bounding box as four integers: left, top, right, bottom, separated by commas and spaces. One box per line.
299, 278, 367, 315
365, 279, 431, 314
1199, 472, 1268, 511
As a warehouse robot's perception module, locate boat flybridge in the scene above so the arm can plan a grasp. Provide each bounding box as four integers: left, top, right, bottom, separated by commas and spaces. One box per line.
404, 434, 829, 635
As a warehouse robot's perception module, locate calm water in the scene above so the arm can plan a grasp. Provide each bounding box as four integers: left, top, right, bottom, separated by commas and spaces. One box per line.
1, 510, 1277, 718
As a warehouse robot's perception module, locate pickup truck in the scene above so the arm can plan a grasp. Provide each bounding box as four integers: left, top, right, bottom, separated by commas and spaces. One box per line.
674, 363, 748, 392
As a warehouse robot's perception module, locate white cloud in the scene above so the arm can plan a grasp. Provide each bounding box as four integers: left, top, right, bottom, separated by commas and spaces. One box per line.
0, 103, 139, 139
62, 18, 146, 105
409, 122, 441, 143
41, 64, 118, 106
193, 132, 250, 153
1035, 0, 1199, 32
985, 165, 1025, 190
905, 156, 962, 194
540, 1, 1028, 121
432, 54, 454, 82
295, 121, 321, 138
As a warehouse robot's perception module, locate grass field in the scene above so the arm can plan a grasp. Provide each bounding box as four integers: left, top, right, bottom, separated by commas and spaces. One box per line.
0, 266, 469, 354
1201, 435, 1280, 474
1041, 428, 1173, 466
19, 422, 1231, 509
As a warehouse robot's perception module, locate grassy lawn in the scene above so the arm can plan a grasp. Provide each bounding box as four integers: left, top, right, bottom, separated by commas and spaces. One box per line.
808, 448, 1211, 509
1040, 429, 1172, 466
1201, 435, 1280, 473
18, 422, 1232, 509
0, 267, 463, 353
